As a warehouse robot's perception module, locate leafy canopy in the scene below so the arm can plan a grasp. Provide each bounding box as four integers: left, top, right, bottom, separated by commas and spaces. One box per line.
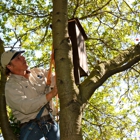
0, 0, 140, 139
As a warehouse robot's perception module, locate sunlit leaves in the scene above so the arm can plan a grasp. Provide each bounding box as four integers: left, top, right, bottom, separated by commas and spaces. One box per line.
82, 67, 140, 139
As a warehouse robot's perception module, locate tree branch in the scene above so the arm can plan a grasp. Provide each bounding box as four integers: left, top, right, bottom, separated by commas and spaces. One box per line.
80, 43, 140, 103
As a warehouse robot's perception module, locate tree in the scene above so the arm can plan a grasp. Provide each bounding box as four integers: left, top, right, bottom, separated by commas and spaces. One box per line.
0, 0, 140, 139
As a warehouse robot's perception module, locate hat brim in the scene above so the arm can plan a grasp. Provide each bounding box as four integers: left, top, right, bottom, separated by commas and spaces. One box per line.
11, 50, 25, 60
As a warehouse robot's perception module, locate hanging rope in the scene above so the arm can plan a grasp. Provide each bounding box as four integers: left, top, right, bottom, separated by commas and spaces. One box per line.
46, 47, 59, 122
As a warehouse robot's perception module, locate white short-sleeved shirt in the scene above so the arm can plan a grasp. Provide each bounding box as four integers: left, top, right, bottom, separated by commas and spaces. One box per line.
5, 68, 55, 123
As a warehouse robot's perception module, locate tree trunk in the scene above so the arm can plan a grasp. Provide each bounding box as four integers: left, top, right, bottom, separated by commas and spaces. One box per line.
52, 0, 84, 140
0, 39, 17, 140
60, 100, 83, 140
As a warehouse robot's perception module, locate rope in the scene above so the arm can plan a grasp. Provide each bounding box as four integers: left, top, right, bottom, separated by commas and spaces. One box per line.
46, 46, 59, 122
46, 47, 55, 85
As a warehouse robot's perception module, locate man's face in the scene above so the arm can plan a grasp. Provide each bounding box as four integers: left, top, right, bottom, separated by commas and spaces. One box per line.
7, 54, 28, 73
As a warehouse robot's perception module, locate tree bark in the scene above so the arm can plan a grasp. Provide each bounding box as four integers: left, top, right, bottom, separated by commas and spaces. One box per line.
52, 0, 84, 139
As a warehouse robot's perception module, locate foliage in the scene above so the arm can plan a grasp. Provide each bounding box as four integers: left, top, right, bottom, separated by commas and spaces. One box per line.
82, 71, 140, 139
7, 106, 20, 137
0, 0, 140, 139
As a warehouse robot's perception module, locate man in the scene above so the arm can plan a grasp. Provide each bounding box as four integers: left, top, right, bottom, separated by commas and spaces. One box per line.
1, 49, 60, 140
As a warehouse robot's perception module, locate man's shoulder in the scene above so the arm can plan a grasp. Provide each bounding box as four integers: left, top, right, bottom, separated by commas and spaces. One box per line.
7, 74, 23, 82
6, 75, 22, 87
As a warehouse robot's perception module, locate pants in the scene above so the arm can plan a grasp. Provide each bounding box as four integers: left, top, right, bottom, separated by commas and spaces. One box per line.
20, 119, 60, 140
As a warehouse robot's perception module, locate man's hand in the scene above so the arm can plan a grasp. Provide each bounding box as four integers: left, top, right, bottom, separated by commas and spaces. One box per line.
46, 86, 58, 101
